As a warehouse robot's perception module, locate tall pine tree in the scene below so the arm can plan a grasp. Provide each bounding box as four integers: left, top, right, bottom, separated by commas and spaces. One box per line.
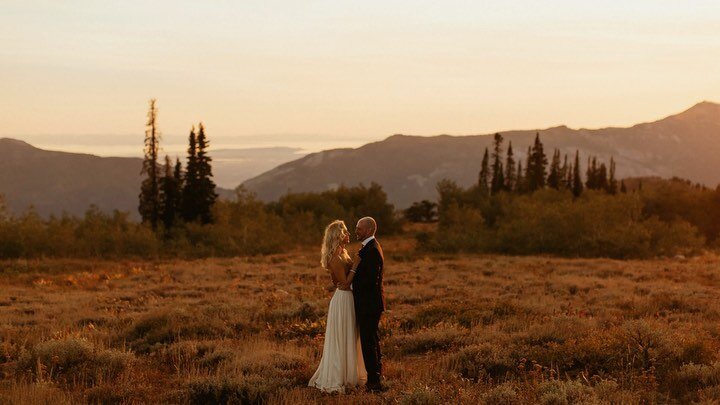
195, 123, 218, 224
560, 154, 569, 189
608, 157, 618, 194
160, 155, 181, 231
597, 162, 609, 191
547, 149, 561, 189
523, 146, 532, 192
526, 133, 548, 192
173, 158, 184, 217
139, 99, 161, 230
490, 133, 505, 194
572, 150, 583, 198
181, 126, 199, 222
565, 160, 573, 190
478, 147, 490, 194
504, 141, 516, 192
585, 156, 598, 189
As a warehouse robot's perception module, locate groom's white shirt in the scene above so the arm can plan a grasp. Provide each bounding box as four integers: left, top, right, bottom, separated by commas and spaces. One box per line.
361, 235, 375, 247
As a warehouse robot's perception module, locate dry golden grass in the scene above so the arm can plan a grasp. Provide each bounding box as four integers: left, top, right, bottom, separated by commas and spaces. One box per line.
1, 236, 720, 404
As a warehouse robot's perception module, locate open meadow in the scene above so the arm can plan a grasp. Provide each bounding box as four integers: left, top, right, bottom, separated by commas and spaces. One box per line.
2, 236, 720, 404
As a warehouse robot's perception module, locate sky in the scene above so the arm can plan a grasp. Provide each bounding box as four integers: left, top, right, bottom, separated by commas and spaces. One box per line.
1, 1, 719, 156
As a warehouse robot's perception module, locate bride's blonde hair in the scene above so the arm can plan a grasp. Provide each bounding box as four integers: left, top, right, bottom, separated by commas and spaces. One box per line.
321, 220, 349, 269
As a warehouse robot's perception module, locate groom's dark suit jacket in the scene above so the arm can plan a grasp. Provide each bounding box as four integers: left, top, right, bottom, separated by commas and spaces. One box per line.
353, 238, 385, 315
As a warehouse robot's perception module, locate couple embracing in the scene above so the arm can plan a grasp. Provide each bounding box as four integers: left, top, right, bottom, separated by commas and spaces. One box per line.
308, 216, 386, 393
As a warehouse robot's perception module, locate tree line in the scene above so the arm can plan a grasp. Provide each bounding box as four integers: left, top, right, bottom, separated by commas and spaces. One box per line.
0, 182, 401, 259
412, 132, 716, 258
138, 99, 218, 233
478, 132, 620, 197
405, 132, 623, 224
0, 99, 402, 259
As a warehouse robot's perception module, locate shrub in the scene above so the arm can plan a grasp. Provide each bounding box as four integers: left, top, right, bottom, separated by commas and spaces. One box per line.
231, 349, 308, 382
411, 304, 457, 329
536, 380, 596, 405
158, 341, 227, 372
482, 382, 517, 404
443, 343, 515, 381
393, 326, 465, 355
16, 338, 134, 387
187, 375, 287, 405
423, 184, 709, 258
122, 308, 231, 353
668, 362, 720, 399
400, 386, 442, 405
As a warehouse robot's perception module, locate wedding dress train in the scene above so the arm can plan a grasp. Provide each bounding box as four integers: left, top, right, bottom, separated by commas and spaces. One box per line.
308, 288, 367, 393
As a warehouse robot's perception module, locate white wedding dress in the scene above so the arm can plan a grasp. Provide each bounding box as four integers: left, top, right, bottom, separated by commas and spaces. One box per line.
309, 257, 367, 393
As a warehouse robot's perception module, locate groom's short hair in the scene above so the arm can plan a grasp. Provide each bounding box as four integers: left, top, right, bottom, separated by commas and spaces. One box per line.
359, 216, 377, 235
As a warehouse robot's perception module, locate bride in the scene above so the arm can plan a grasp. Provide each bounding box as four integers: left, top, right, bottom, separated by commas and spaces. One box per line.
308, 220, 367, 393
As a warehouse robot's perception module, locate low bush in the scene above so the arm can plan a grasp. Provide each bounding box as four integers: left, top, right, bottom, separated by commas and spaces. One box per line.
392, 326, 465, 355
443, 342, 515, 381
423, 184, 709, 258
16, 338, 134, 387
122, 308, 231, 353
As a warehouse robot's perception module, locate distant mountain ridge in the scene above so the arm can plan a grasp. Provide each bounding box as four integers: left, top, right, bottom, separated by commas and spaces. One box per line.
0, 139, 235, 219
242, 102, 720, 208
3, 102, 719, 217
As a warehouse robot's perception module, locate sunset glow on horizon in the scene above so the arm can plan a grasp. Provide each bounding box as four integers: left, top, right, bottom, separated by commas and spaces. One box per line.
1, 1, 719, 153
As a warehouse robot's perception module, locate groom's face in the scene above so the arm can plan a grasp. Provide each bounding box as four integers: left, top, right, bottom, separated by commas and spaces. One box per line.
355, 221, 368, 241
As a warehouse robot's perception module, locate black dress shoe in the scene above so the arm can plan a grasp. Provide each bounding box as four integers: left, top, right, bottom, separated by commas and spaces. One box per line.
366, 382, 386, 393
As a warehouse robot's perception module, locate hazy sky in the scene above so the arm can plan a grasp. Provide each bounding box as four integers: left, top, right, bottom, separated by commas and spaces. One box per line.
1, 1, 719, 155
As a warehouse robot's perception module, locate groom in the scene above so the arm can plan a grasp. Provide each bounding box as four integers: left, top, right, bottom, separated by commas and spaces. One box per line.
350, 216, 386, 391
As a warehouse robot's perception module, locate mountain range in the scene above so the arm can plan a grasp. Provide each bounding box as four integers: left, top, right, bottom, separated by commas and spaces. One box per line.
1, 101, 718, 217
0, 139, 236, 219
242, 101, 720, 208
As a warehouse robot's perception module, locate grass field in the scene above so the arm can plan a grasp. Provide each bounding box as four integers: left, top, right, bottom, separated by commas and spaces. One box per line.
2, 236, 720, 404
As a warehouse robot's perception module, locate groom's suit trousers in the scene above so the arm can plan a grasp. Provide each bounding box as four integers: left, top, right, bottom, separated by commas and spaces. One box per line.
358, 311, 382, 384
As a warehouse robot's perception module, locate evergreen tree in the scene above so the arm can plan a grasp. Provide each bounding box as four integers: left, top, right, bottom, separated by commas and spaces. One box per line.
478, 147, 490, 194
526, 133, 548, 192
598, 163, 609, 191
585, 157, 593, 189
565, 161, 573, 190
490, 133, 505, 194
560, 154, 569, 189
504, 141, 516, 192
195, 122, 218, 224
585, 156, 599, 190
160, 155, 180, 231
139, 99, 161, 230
572, 150, 583, 198
525, 145, 531, 179
608, 157, 618, 194
547, 149, 561, 189
181, 126, 199, 222
173, 157, 184, 216
405, 200, 438, 223
620, 179, 627, 193
523, 146, 532, 193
